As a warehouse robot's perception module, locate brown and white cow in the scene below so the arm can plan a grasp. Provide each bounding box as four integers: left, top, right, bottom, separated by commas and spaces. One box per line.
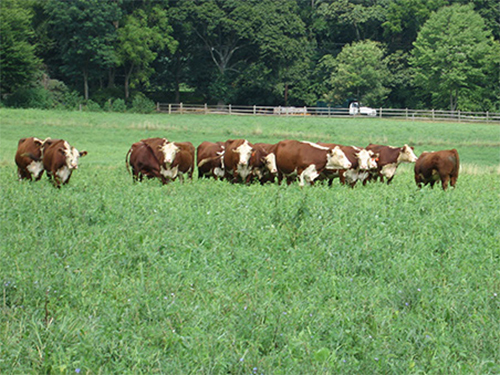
160, 141, 196, 182
365, 144, 418, 184
42, 139, 87, 188
223, 139, 255, 183
414, 149, 459, 190
197, 141, 226, 179
15, 137, 48, 181
250, 143, 278, 184
318, 143, 378, 187
126, 140, 166, 183
275, 140, 352, 186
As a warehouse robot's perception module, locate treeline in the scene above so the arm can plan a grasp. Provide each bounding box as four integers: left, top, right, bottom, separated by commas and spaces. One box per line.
1, 0, 499, 112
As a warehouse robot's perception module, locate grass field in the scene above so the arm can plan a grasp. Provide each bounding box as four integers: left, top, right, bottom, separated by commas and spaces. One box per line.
1, 109, 499, 374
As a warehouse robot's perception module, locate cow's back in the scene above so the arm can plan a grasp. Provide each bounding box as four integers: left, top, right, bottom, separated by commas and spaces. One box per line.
42, 139, 67, 171
15, 137, 45, 180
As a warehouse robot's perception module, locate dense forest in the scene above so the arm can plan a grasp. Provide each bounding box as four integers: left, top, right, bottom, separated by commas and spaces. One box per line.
1, 0, 499, 112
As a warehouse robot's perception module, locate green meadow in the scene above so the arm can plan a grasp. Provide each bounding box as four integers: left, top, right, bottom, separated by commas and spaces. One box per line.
1, 109, 499, 374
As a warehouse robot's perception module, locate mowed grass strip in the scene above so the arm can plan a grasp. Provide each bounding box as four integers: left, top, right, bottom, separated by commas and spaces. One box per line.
1, 109, 499, 373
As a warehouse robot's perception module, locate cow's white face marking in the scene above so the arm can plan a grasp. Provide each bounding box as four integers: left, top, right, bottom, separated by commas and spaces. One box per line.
299, 164, 319, 186
398, 144, 418, 163
161, 142, 179, 165
264, 153, 277, 174
57, 165, 72, 182
27, 160, 44, 179
301, 141, 330, 150
381, 163, 397, 179
63, 141, 81, 169
356, 149, 374, 170
326, 146, 352, 170
233, 140, 253, 166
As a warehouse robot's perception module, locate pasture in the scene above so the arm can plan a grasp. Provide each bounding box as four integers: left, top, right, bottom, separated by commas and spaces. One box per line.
1, 109, 499, 374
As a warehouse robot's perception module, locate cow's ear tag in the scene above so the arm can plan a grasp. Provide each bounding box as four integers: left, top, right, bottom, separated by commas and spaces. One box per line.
252, 152, 256, 157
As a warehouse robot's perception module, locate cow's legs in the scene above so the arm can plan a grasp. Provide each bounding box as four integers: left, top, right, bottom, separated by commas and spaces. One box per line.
450, 174, 458, 188
440, 174, 450, 190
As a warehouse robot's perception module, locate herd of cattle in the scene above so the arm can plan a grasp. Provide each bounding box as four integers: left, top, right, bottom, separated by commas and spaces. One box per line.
15, 136, 460, 190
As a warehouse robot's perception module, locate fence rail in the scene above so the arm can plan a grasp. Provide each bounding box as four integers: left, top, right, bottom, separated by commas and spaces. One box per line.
156, 103, 500, 124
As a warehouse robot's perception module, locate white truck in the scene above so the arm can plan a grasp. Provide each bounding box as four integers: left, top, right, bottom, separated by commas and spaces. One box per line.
349, 101, 377, 116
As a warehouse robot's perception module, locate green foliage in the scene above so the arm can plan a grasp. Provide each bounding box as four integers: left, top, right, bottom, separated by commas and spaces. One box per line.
45, 0, 122, 100
323, 40, 390, 106
0, 110, 499, 373
82, 100, 102, 112
410, 4, 499, 111
117, 5, 177, 99
0, 0, 40, 94
130, 93, 156, 114
5, 86, 53, 109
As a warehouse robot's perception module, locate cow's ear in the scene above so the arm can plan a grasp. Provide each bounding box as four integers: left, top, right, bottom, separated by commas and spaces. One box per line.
80, 151, 88, 157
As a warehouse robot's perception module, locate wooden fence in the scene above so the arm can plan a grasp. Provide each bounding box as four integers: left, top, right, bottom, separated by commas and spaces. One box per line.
156, 103, 500, 124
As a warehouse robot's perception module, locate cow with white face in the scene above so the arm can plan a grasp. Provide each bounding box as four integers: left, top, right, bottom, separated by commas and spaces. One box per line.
365, 143, 418, 184
318, 143, 378, 187
223, 139, 255, 183
275, 140, 351, 187
159, 141, 195, 182
42, 139, 87, 188
250, 143, 279, 184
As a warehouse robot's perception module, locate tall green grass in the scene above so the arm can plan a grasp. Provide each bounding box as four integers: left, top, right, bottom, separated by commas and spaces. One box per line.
1, 109, 499, 373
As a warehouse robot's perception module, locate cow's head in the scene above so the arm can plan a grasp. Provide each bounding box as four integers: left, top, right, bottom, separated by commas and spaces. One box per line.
398, 144, 418, 163
161, 142, 180, 165
232, 140, 253, 166
63, 141, 87, 169
327, 146, 352, 170
263, 153, 278, 174
355, 148, 377, 170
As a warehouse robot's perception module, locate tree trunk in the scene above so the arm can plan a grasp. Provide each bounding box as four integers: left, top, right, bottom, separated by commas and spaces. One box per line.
284, 83, 289, 106
83, 68, 89, 101
124, 64, 134, 99
108, 68, 116, 88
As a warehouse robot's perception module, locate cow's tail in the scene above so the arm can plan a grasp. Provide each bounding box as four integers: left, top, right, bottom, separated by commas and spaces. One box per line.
197, 153, 223, 168
125, 147, 132, 174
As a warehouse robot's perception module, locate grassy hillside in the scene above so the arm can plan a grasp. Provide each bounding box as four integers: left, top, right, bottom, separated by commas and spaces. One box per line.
1, 109, 499, 374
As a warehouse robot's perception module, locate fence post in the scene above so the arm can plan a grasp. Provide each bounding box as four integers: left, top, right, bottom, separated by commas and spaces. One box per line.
229, 104, 232, 115
486, 111, 489, 123
79, 104, 82, 112
406, 108, 408, 120
458, 110, 461, 122
432, 109, 435, 121
304, 106, 307, 116
156, 102, 160, 112
180, 102, 183, 114
204, 103, 208, 114
168, 104, 172, 114
253, 105, 256, 115
379, 107, 382, 118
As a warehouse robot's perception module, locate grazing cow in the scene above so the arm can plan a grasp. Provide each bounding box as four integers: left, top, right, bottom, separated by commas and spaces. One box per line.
275, 140, 352, 186
318, 143, 378, 187
42, 139, 87, 188
197, 141, 225, 179
250, 143, 278, 184
160, 141, 195, 182
414, 149, 459, 190
223, 139, 255, 183
15, 137, 48, 181
126, 140, 166, 183
365, 144, 418, 184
